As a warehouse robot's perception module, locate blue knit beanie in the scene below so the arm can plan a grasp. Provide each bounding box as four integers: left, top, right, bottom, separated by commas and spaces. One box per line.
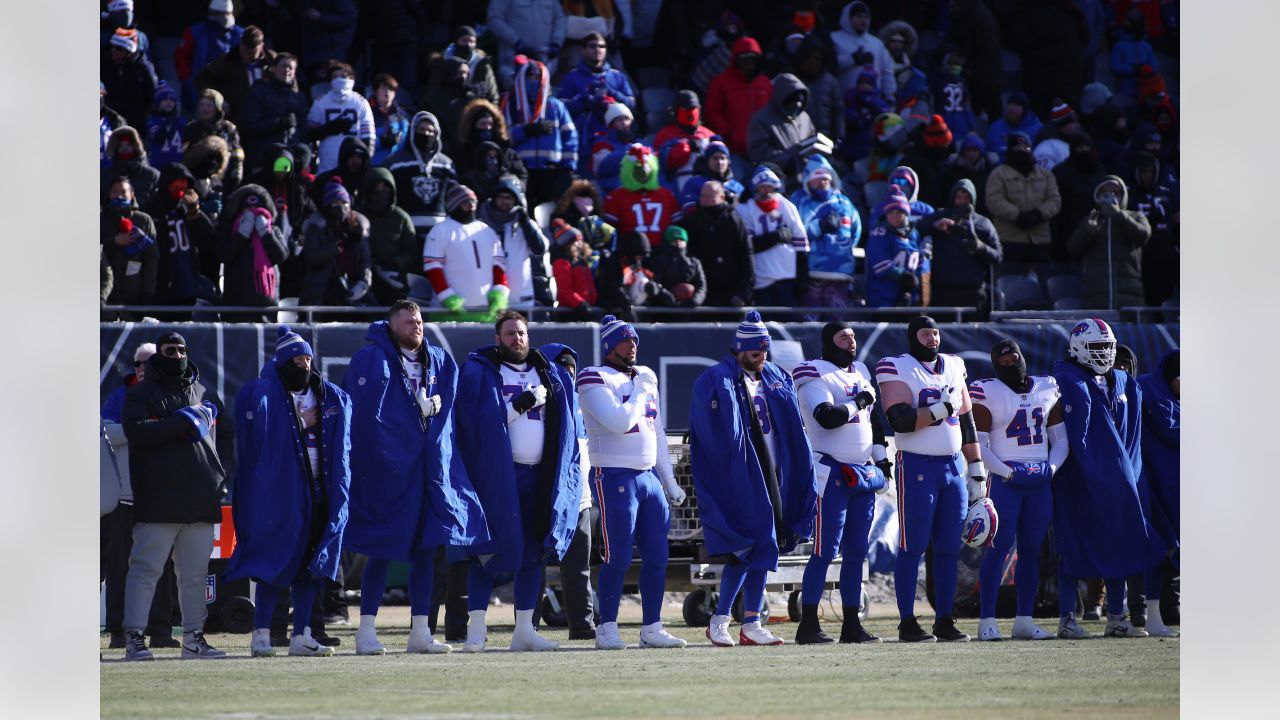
274, 325, 314, 367
600, 315, 638, 357
733, 310, 771, 352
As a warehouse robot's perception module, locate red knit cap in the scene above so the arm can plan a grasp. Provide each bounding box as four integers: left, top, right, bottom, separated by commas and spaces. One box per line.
923, 114, 952, 148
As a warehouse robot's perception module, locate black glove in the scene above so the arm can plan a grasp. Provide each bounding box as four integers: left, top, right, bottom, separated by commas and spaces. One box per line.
853, 390, 875, 411
379, 130, 398, 149
524, 121, 548, 137
644, 280, 661, 298
777, 224, 793, 244
512, 389, 541, 414
852, 49, 874, 66
279, 112, 297, 129
876, 458, 893, 482
318, 116, 354, 137
1015, 210, 1034, 228
1028, 208, 1045, 226
752, 230, 782, 252
819, 212, 842, 234
896, 272, 919, 291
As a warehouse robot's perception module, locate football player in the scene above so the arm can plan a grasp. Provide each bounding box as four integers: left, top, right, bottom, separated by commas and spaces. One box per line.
970, 339, 1067, 641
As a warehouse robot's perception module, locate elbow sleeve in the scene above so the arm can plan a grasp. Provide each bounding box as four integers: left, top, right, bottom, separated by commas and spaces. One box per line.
1048, 422, 1070, 470
886, 403, 917, 433
976, 431, 1013, 478
812, 402, 851, 430
959, 411, 977, 444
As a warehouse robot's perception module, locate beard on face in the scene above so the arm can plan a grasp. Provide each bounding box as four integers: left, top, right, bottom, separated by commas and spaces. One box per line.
498, 342, 529, 364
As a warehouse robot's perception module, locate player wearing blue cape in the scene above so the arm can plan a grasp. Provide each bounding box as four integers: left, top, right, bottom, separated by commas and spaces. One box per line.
1051, 318, 1166, 639
344, 301, 490, 655
454, 311, 583, 653
690, 311, 816, 647
228, 326, 352, 658
1137, 350, 1180, 637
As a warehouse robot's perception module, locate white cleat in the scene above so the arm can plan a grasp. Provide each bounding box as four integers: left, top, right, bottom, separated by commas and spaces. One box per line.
1012, 616, 1054, 640
739, 620, 784, 646
639, 622, 687, 648
407, 632, 452, 654
1145, 621, 1179, 638
595, 622, 627, 650
1105, 615, 1149, 639
288, 628, 335, 657
1058, 614, 1091, 640
250, 629, 276, 657
354, 626, 385, 656
706, 615, 736, 647
510, 628, 559, 652
978, 618, 1003, 641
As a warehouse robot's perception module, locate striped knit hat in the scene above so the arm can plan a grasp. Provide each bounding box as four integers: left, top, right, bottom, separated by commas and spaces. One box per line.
274, 325, 314, 367
733, 310, 770, 352
600, 314, 638, 357
445, 183, 477, 213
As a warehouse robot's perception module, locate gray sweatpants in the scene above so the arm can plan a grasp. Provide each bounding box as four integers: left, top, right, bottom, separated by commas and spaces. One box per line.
124, 523, 214, 634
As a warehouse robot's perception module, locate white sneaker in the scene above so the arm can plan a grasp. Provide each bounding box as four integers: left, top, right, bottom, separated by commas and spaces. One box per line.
595, 622, 627, 650
739, 620, 784, 646
288, 628, 335, 657
250, 629, 276, 657
1105, 614, 1149, 638
1145, 621, 1179, 638
1012, 616, 1054, 640
354, 625, 385, 656
978, 618, 1003, 641
706, 615, 735, 647
639, 622, 687, 648
1058, 614, 1090, 640
510, 627, 559, 652
407, 633, 452, 654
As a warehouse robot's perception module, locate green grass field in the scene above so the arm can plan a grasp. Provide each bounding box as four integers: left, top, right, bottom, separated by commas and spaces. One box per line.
100, 604, 1178, 719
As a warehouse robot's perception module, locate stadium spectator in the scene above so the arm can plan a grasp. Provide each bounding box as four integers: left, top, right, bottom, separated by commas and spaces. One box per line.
216, 183, 289, 321
301, 178, 373, 307
603, 146, 678, 249
443, 26, 500, 105
549, 219, 599, 315
1052, 132, 1107, 270
841, 66, 892, 165
101, 177, 158, 310
943, 0, 1003, 119
900, 115, 957, 210
790, 155, 860, 313
478, 176, 551, 309
646, 225, 708, 315
1138, 350, 1181, 638
687, 11, 743, 94
921, 178, 1002, 314
984, 93, 1042, 161
682, 142, 745, 213
298, 1, 358, 83
193, 25, 271, 127
250, 144, 316, 300
383, 111, 458, 240
456, 100, 528, 192
358, 166, 418, 305
705, 37, 772, 156
424, 185, 511, 319
1038, 99, 1085, 144
361, 0, 429, 108
881, 21, 931, 118
240, 53, 308, 176
789, 36, 845, 148
120, 330, 231, 661
182, 135, 231, 231
143, 163, 216, 307
101, 1, 150, 59
1110, 8, 1159, 99
588, 102, 641, 194
831, 2, 894, 100
102, 127, 161, 210
183, 88, 243, 192
595, 231, 658, 322
1008, 0, 1088, 117
486, 0, 567, 83
738, 165, 807, 308
504, 59, 578, 208
865, 112, 908, 193
101, 84, 127, 168
1066, 176, 1150, 310
985, 132, 1060, 280
369, 74, 411, 167
871, 166, 935, 228
551, 180, 604, 235
228, 327, 353, 658
102, 29, 159, 131
175, 0, 245, 111
144, 83, 185, 169
747, 73, 820, 188
942, 134, 997, 216
556, 32, 637, 175
653, 91, 717, 194
932, 51, 977, 142
427, 57, 484, 157
678, 180, 753, 308
1128, 152, 1179, 306
308, 62, 375, 175
864, 190, 923, 308
311, 137, 371, 209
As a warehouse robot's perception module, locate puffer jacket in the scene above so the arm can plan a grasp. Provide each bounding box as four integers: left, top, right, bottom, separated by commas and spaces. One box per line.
1067, 175, 1150, 309
985, 161, 1061, 246
705, 37, 774, 155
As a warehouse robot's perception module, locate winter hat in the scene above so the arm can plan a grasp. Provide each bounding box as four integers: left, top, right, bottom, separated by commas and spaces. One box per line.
749, 165, 782, 192
551, 217, 584, 246
703, 140, 730, 159
445, 184, 477, 212
1006, 91, 1029, 110
1079, 82, 1113, 115
455, 25, 477, 41
951, 177, 977, 206
604, 102, 633, 126
664, 225, 688, 244
106, 0, 135, 12
923, 114, 952, 148
323, 177, 350, 205
110, 28, 139, 54
675, 90, 701, 109
733, 311, 771, 352
1050, 99, 1077, 128
959, 132, 985, 154
1005, 131, 1032, 151
881, 188, 911, 216
153, 81, 178, 105
156, 330, 186, 349
600, 315, 638, 357
274, 326, 314, 367
855, 65, 878, 88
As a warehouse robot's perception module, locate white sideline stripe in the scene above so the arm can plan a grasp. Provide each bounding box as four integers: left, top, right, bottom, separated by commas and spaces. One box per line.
1156, 325, 1179, 351
856, 322, 889, 364
100, 322, 135, 383
216, 324, 225, 404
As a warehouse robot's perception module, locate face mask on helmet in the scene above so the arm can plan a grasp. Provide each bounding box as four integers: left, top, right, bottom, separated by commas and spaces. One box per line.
1068, 319, 1117, 374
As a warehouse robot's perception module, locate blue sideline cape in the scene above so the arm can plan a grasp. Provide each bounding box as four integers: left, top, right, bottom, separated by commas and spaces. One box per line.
453, 343, 583, 571
1050, 360, 1165, 577
226, 364, 352, 586
690, 355, 816, 570
1138, 352, 1179, 550
342, 321, 489, 561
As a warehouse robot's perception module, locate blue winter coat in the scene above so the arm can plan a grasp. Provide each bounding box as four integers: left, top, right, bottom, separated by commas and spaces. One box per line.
225, 365, 352, 586
1138, 353, 1179, 549
864, 220, 923, 307
1051, 360, 1165, 578
690, 355, 815, 570
505, 95, 579, 171
790, 156, 862, 281
984, 113, 1043, 160
454, 344, 582, 571
145, 113, 186, 169
342, 321, 489, 560
556, 61, 637, 172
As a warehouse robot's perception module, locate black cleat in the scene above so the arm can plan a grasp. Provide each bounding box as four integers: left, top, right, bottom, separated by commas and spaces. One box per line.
898, 616, 936, 643
569, 624, 598, 641
794, 605, 834, 645
270, 632, 291, 647
932, 616, 970, 642
108, 632, 126, 649
148, 634, 181, 649
311, 629, 342, 647
840, 607, 881, 643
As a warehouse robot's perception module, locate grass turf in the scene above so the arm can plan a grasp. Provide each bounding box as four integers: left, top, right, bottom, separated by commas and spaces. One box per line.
100, 605, 1178, 719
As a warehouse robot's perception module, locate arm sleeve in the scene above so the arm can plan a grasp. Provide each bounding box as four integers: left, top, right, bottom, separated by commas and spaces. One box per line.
653, 403, 676, 486
976, 430, 1013, 477
578, 384, 647, 435
1047, 421, 1070, 472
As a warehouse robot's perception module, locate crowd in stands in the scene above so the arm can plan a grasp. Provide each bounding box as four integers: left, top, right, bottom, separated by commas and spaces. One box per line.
100, 0, 1180, 322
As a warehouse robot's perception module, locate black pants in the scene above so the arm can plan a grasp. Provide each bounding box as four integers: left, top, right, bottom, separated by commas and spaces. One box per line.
102, 503, 175, 636
561, 507, 597, 629
753, 280, 796, 318
430, 547, 470, 638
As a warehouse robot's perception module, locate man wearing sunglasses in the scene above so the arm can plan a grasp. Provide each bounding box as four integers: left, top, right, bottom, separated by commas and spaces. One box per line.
120, 331, 233, 661
556, 32, 637, 177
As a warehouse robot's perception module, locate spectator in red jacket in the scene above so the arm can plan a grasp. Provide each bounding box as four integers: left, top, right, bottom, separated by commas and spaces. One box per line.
549, 219, 598, 317
705, 37, 772, 156
654, 90, 718, 195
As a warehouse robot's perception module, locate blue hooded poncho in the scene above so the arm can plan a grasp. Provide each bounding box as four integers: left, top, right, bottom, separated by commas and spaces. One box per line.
1138, 351, 1179, 550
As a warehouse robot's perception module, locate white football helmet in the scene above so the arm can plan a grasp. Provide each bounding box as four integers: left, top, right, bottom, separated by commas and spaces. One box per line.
962, 498, 999, 549
1068, 318, 1117, 374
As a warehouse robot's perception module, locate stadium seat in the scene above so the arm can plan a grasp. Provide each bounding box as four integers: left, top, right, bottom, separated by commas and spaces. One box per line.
634, 66, 672, 91
405, 273, 433, 304
644, 112, 666, 136
995, 274, 1047, 310
1046, 274, 1082, 304
1053, 297, 1083, 311
641, 87, 676, 119
533, 201, 555, 236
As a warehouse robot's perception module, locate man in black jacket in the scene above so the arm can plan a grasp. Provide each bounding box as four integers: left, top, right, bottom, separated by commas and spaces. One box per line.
677, 180, 755, 310
240, 53, 309, 176
121, 332, 233, 661
921, 178, 1001, 317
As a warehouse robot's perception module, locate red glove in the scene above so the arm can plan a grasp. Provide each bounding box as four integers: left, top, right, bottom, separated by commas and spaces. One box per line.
667, 139, 693, 170
118, 218, 134, 233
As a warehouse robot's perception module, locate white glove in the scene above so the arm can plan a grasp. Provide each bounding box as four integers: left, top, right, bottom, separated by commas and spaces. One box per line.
966, 460, 987, 500
253, 213, 271, 236
236, 211, 255, 238
662, 476, 687, 506
632, 367, 658, 398
103, 423, 128, 449
928, 399, 955, 422
416, 387, 442, 418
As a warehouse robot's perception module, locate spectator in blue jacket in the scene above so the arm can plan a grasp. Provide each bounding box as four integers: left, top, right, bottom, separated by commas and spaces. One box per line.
1110, 9, 1159, 99
556, 32, 637, 176
175, 1, 245, 112
487, 0, 567, 85
984, 92, 1043, 161
369, 74, 410, 167
921, 178, 1001, 316
789, 155, 861, 313
145, 83, 185, 169
864, 190, 923, 308
503, 59, 578, 208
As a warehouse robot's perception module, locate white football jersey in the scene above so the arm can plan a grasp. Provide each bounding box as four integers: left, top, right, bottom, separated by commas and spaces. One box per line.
422, 218, 508, 307
499, 362, 545, 465
741, 371, 776, 468
793, 358, 875, 464
576, 365, 660, 470
969, 376, 1060, 464
875, 353, 967, 456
